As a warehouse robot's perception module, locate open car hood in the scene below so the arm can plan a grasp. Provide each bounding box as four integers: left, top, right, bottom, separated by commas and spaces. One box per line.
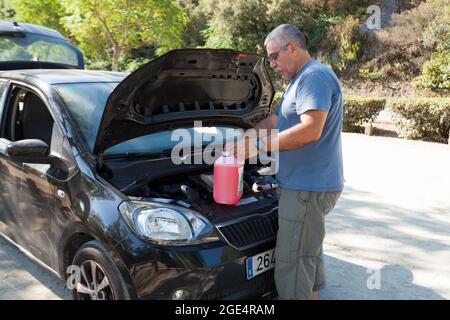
93, 49, 274, 155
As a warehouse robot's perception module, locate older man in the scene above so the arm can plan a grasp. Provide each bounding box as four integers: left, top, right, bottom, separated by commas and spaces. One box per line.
249, 24, 344, 300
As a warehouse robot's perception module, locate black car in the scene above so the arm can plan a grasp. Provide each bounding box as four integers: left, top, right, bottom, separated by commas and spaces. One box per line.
0, 48, 279, 300
0, 20, 84, 70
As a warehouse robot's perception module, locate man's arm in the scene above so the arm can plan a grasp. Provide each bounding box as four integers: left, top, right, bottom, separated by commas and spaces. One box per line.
263, 109, 327, 152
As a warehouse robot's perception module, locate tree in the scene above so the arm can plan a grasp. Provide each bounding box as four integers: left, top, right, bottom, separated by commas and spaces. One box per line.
61, 0, 188, 71
196, 0, 315, 54
176, 0, 208, 48
0, 0, 15, 19
11, 0, 67, 36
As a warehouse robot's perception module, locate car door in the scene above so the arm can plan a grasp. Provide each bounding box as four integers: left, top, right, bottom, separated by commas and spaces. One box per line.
0, 83, 77, 266
0, 80, 23, 238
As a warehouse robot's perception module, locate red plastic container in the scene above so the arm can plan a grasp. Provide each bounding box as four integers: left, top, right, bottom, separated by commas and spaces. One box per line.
213, 151, 244, 205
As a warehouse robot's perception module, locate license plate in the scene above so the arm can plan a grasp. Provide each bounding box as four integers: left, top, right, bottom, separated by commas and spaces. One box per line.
246, 248, 275, 280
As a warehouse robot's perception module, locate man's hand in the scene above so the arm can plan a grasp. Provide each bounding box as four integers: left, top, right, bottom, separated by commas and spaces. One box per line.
224, 136, 259, 160
223, 113, 278, 160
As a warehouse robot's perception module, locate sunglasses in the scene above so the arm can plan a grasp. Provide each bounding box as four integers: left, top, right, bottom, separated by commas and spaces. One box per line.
267, 42, 292, 63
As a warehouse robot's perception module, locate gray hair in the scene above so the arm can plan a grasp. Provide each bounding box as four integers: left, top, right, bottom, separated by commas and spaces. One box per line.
264, 24, 307, 50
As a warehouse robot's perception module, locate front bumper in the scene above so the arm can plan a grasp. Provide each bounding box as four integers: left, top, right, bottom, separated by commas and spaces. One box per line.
138, 254, 277, 300
115, 232, 277, 299
114, 204, 279, 300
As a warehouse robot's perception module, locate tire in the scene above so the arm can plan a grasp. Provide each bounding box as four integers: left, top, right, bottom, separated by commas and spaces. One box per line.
70, 240, 131, 300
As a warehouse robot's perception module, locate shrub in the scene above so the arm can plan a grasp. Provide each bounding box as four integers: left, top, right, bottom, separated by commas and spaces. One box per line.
388, 97, 450, 143
303, 0, 371, 13
422, 5, 450, 52
343, 96, 386, 132
380, 0, 447, 52
319, 16, 362, 71
307, 14, 340, 54
375, 0, 449, 79
414, 50, 450, 92
358, 67, 385, 80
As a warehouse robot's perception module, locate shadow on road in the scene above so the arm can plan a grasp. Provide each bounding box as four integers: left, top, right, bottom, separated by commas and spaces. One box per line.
319, 185, 449, 299
0, 236, 71, 300
321, 255, 444, 300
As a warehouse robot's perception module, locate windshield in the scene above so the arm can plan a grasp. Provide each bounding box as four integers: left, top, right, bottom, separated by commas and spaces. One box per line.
0, 33, 81, 67
55, 82, 244, 156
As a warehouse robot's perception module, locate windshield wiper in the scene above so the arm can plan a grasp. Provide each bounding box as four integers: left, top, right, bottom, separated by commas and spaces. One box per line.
103, 148, 175, 160
103, 152, 161, 160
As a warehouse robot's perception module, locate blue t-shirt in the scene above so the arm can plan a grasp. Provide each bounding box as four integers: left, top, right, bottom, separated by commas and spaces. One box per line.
274, 59, 344, 192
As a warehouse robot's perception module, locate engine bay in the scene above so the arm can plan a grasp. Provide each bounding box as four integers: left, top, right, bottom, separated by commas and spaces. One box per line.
103, 157, 279, 224
132, 165, 278, 223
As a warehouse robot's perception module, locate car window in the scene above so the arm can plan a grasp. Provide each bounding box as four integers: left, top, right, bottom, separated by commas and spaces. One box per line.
0, 34, 80, 67
54, 82, 119, 153
2, 86, 76, 175
5, 88, 55, 144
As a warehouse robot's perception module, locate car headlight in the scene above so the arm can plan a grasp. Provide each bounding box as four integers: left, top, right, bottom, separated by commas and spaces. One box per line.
119, 200, 219, 245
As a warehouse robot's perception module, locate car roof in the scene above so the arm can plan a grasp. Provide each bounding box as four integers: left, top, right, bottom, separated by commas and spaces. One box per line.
0, 20, 66, 40
0, 69, 127, 84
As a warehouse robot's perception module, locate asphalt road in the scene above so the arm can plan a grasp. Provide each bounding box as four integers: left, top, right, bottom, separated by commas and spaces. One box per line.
1, 133, 449, 300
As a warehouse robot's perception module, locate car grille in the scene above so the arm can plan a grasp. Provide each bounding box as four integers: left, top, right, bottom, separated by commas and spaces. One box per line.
217, 209, 278, 249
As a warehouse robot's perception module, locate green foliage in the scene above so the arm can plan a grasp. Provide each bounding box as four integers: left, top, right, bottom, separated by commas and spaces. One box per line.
60, 0, 187, 71
343, 96, 386, 132
84, 58, 111, 71
5, 0, 449, 95
302, 0, 371, 14
422, 6, 450, 52
414, 5, 450, 93
376, 0, 449, 77
307, 14, 342, 54
380, 0, 448, 51
389, 97, 450, 143
121, 58, 151, 73
199, 0, 271, 53
176, 0, 208, 47
358, 67, 385, 80
196, 0, 317, 54
414, 50, 450, 92
319, 16, 361, 71
11, 0, 67, 36
0, 0, 15, 19
202, 24, 234, 49
186, 0, 371, 55
118, 45, 156, 72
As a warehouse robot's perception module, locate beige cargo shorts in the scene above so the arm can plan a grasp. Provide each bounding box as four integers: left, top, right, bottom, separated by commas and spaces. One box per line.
274, 186, 341, 299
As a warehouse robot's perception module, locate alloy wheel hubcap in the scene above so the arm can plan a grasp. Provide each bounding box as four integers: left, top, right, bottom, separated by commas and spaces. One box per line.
75, 260, 115, 300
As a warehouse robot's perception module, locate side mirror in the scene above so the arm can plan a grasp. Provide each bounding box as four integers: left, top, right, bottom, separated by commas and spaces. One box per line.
7, 139, 53, 164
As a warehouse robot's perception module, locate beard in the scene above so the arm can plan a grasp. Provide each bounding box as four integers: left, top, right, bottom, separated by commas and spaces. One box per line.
274, 66, 294, 81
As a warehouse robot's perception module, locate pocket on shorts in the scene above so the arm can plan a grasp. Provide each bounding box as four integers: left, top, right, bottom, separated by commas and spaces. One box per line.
296, 190, 310, 204
321, 191, 342, 216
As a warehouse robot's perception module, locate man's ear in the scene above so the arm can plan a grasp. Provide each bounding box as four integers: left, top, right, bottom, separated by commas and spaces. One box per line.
288, 42, 300, 56
287, 42, 295, 54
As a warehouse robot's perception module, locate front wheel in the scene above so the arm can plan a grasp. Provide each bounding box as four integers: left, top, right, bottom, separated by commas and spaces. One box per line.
70, 240, 131, 300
